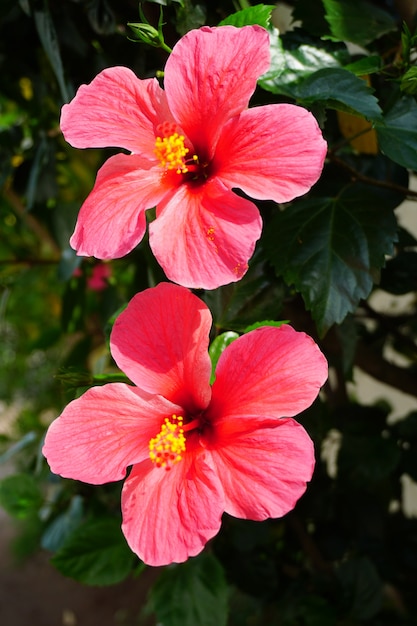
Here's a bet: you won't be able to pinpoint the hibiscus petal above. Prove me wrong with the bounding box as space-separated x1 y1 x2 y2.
43 384 182 484
110 283 212 413
61 67 173 154
149 180 262 289
210 418 315 520
121 452 224 566
70 153 170 259
164 25 270 156
207 325 328 430
215 104 327 202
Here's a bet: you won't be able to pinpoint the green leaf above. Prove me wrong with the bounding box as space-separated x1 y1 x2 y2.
202 250 285 332
243 320 288 333
401 66 417 95
26 136 51 211
0 95 25 130
335 316 358 379
209 332 239 384
33 6 69 102
376 97 417 169
259 32 342 97
0 431 37 464
293 68 383 121
322 0 396 46
0 473 43 519
218 5 275 28
342 55 382 76
58 248 81 282
148 553 228 626
51 517 136 585
41 495 84 552
263 185 398 335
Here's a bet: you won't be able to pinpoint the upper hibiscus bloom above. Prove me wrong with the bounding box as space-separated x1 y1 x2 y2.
43 282 328 566
60 25 327 289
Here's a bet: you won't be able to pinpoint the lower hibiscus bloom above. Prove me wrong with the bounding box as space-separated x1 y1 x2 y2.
43 283 328 566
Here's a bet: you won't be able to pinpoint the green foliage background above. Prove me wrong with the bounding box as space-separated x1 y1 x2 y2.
1 0 417 624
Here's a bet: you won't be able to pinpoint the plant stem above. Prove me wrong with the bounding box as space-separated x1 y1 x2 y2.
329 153 417 200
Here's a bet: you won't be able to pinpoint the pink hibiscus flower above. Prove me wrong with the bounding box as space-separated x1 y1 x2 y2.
61 25 327 289
43 282 328 566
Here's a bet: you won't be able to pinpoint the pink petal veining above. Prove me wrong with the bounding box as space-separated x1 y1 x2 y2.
149 179 262 289
70 154 170 259
43 383 182 484
111 282 212 412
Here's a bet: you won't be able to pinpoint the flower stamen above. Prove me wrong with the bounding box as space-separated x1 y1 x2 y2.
154 133 190 174
149 414 186 471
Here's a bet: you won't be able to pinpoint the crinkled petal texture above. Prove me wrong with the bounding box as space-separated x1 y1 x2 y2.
42 383 182 484
149 180 262 289
111 282 212 413
60 67 172 154
70 154 171 259
215 104 327 203
209 418 315 520
121 449 224 566
207 325 328 433
164 25 270 156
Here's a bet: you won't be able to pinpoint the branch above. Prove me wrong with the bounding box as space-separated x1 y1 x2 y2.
329 153 417 200
355 339 417 398
359 302 417 356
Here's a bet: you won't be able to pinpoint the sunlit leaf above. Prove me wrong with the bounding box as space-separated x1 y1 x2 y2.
259 31 341 96
401 66 417 95
343 55 382 75
293 68 383 120
209 331 239 383
218 5 276 28
243 320 288 333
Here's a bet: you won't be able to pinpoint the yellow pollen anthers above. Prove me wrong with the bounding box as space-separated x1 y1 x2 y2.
154 133 191 174
149 415 186 471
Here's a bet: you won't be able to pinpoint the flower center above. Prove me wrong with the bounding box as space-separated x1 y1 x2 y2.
149 414 186 471
154 122 200 176
154 133 192 174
